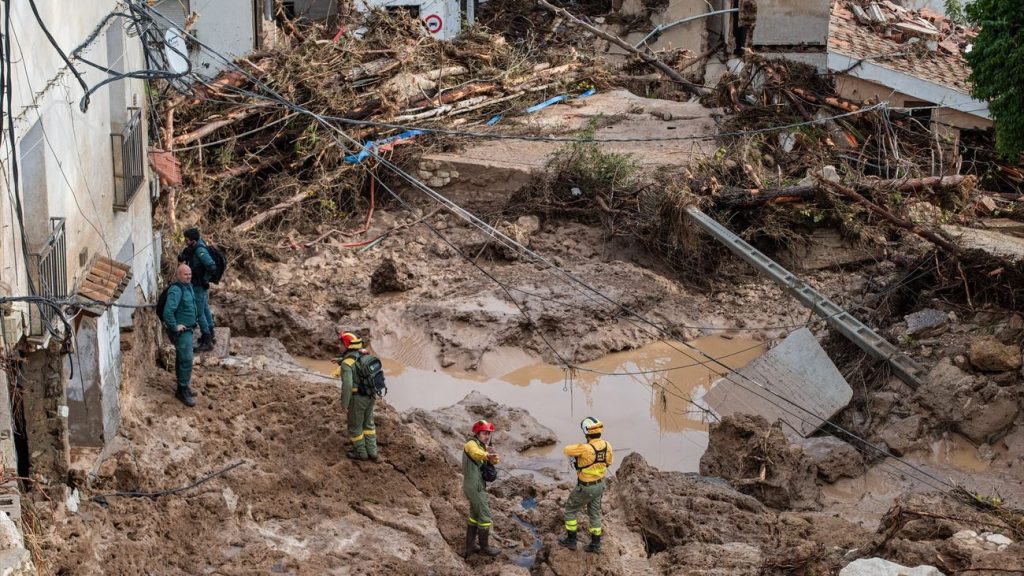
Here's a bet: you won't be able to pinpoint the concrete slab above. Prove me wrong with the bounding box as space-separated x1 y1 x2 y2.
942 224 1024 263
704 328 853 437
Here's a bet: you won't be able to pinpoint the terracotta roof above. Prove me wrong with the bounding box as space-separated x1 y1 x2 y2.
828 0 974 93
76 256 133 316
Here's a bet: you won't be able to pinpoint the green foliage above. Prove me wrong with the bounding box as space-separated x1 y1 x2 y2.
549 117 640 196
961 0 1024 159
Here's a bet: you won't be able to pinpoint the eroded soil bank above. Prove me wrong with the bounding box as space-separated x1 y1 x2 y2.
38 201 1024 575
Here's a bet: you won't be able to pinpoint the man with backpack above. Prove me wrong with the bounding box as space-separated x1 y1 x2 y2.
336 331 384 461
162 264 198 407
177 227 221 353
559 417 613 553
463 419 501 558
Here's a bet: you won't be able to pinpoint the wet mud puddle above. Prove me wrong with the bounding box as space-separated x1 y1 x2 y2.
297 334 763 473
511 497 541 568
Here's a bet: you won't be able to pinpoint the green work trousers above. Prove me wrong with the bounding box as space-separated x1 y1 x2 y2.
194 286 214 337
174 330 194 389
563 480 605 536
347 394 377 458
464 485 493 529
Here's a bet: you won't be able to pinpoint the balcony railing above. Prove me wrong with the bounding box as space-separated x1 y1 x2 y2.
112 108 145 211
28 217 68 338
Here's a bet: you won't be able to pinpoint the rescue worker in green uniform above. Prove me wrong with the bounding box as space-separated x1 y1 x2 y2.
559 417 613 553
162 264 198 407
463 420 501 557
337 331 379 461
178 227 217 352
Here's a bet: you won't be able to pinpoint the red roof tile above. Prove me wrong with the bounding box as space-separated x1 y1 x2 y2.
828 0 974 93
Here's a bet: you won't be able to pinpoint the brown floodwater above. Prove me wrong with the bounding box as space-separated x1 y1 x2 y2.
296 335 764 473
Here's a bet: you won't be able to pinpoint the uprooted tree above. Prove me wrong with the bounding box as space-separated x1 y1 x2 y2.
955 0 1024 159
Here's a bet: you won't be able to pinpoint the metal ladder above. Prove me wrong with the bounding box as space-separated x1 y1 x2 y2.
686 206 925 389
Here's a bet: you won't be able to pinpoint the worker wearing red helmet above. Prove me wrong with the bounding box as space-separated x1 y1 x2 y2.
559 416 613 553
336 330 379 461
462 419 501 557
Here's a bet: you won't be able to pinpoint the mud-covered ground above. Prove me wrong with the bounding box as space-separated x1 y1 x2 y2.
41 198 1024 574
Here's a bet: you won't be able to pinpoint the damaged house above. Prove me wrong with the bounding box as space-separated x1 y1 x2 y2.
756 0 991 148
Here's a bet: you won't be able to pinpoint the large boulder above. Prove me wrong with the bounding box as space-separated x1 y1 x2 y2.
369 258 416 294
969 336 1022 372
699 414 822 510
797 436 865 483
914 359 1020 443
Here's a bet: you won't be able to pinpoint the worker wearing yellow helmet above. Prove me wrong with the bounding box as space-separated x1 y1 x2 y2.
559 416 613 553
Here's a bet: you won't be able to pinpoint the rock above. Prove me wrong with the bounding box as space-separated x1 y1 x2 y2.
0 511 23 550
904 308 948 337
616 453 776 550
699 414 822 510
958 386 1019 443
403 391 556 468
985 533 1013 546
879 414 924 456
839 558 945 576
369 258 416 294
969 336 1022 372
952 530 978 540
797 436 864 483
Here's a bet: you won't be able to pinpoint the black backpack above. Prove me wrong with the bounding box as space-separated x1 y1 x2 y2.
207 244 227 284
180 243 228 285
354 352 387 397
155 284 172 318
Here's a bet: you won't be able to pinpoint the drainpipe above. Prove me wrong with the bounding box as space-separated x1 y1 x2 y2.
633 7 739 49
466 0 475 27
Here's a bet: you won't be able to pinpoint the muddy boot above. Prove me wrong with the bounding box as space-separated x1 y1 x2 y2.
210 327 217 345
345 450 367 461
585 534 602 553
464 524 479 557
367 452 380 462
176 386 196 407
195 333 214 352
477 528 501 557
558 530 577 550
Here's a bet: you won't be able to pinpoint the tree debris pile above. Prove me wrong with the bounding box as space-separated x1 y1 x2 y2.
505 56 1024 307
163 12 604 252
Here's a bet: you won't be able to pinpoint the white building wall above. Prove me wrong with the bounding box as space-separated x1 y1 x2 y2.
0 1 157 452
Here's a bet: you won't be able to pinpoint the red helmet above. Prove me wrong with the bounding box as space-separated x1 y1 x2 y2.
472 420 495 434
339 331 363 350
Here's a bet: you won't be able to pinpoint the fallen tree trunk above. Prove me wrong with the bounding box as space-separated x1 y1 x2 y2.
716 174 975 207
234 185 316 233
821 179 961 255
537 0 708 97
407 81 496 109
174 107 264 146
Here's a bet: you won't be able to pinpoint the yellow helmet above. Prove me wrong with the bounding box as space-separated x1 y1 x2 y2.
339 331 363 350
581 417 603 435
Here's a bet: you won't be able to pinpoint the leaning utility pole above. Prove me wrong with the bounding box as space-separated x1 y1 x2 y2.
686 206 926 389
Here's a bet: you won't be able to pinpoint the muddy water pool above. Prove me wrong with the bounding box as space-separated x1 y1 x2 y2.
297 335 764 473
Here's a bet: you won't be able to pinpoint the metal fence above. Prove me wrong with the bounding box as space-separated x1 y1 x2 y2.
112 108 145 210
28 217 68 338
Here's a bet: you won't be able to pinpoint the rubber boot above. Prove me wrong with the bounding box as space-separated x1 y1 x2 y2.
464 524 479 557
477 528 501 557
345 450 368 461
585 534 602 553
195 333 214 352
210 326 217 345
176 386 196 407
558 530 577 550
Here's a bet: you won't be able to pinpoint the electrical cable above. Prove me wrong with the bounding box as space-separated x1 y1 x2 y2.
26 0 92 111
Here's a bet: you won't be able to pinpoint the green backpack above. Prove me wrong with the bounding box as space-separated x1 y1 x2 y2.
354 352 387 397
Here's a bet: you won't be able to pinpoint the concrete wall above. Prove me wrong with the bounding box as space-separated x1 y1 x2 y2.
150 0 260 77
752 0 830 47
611 0 709 59
0 1 158 469
835 74 992 131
